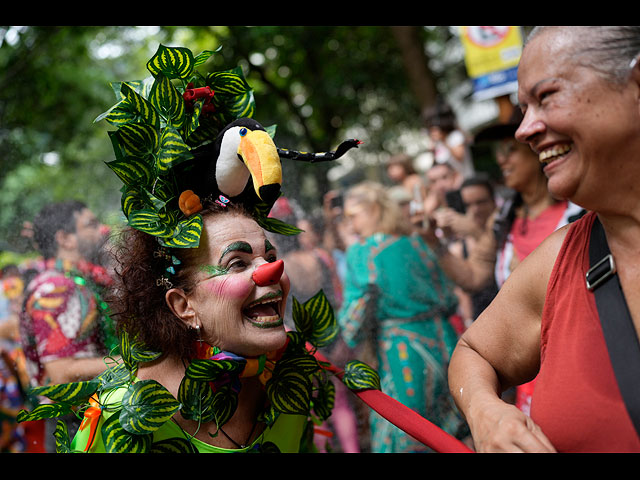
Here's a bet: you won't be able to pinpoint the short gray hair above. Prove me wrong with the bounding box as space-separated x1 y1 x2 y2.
527 26 640 85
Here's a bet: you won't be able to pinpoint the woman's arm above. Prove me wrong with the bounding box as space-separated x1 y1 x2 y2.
448 226 569 452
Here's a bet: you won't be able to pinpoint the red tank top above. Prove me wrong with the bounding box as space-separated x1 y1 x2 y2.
531 211 640 452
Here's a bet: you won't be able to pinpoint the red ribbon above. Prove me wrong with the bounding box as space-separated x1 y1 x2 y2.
314 350 474 453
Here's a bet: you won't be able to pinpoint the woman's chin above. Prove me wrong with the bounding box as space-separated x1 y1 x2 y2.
236 322 288 357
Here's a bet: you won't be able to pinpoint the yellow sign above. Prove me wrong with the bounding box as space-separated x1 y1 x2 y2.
460 26 523 79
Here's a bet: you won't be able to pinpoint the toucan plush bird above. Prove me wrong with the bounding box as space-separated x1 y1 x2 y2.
182 117 361 216
186 118 283 211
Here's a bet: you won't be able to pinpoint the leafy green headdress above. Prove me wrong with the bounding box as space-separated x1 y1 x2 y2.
96 44 361 249
95 44 257 248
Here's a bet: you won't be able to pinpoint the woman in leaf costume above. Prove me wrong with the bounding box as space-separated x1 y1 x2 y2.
16 44 378 453
338 181 469 452
69 202 308 452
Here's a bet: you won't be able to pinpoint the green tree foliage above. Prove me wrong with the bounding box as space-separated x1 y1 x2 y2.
0 26 463 255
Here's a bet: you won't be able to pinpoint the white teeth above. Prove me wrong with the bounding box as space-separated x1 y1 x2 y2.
248 297 282 308
539 144 571 163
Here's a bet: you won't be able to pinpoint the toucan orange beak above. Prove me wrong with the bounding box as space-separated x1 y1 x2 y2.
238 130 282 203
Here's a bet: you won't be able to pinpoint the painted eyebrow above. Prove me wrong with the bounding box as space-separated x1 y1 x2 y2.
219 241 253 263
265 239 275 253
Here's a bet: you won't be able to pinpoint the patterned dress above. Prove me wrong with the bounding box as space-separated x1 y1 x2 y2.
19 259 116 389
338 233 468 452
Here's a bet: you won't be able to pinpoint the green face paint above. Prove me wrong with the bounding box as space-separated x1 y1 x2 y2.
218 241 253 264
265 239 275 253
198 264 229 278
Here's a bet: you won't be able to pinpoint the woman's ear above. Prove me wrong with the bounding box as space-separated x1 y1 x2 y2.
165 288 197 327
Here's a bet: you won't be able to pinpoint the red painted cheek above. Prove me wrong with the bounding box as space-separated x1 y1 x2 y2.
206 275 253 299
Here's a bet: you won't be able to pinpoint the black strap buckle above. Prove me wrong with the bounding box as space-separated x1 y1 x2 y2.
586 253 616 291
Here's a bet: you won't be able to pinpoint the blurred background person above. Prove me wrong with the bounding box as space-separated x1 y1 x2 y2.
431 175 500 329
338 181 468 452
0 264 29 452
18 200 116 452
423 161 461 217
423 98 475 182
386 153 427 215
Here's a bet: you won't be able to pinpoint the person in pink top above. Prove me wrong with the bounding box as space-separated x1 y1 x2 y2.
448 26 640 452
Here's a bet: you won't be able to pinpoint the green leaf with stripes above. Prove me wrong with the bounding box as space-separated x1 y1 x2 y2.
127 209 174 238
130 344 162 365
290 290 338 348
98 363 134 391
254 214 303 236
207 67 252 96
312 374 335 422
119 330 162 373
291 296 313 340
94 100 131 128
178 377 215 423
102 413 152 453
119 380 181 435
194 46 221 68
342 360 381 392
54 420 72 453
121 186 146 219
266 367 312 416
266 355 318 415
149 73 186 129
160 214 203 248
156 126 193 173
30 379 100 405
151 437 198 453
184 358 245 382
213 90 256 122
303 290 339 348
114 123 159 158
106 156 153 187
257 404 279 427
17 403 73 422
147 44 195 80
120 82 160 129
209 382 239 428
183 97 204 140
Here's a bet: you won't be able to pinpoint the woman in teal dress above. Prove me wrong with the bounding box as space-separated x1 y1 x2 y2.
339 181 468 452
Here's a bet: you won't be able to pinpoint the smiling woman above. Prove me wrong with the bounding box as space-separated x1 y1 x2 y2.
447 26 640 453
73 202 304 452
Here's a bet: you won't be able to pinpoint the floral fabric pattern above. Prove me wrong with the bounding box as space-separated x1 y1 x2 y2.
338 233 468 452
19 259 112 387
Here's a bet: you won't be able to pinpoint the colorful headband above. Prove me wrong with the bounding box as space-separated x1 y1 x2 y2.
97 44 361 249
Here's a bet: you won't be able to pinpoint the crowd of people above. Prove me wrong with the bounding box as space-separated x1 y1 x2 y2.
1 25 639 453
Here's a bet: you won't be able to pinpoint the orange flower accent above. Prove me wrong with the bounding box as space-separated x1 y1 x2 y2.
78 394 102 452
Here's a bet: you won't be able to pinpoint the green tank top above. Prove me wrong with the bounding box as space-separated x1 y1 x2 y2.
71 383 306 453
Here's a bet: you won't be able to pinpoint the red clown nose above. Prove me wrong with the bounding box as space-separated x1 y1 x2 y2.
252 259 285 286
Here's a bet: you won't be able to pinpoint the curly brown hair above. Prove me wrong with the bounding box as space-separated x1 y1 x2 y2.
107 202 253 360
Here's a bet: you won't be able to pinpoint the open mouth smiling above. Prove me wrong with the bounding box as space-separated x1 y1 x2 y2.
539 144 572 164
242 290 283 328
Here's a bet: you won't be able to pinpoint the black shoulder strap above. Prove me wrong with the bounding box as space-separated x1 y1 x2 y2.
587 216 640 437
